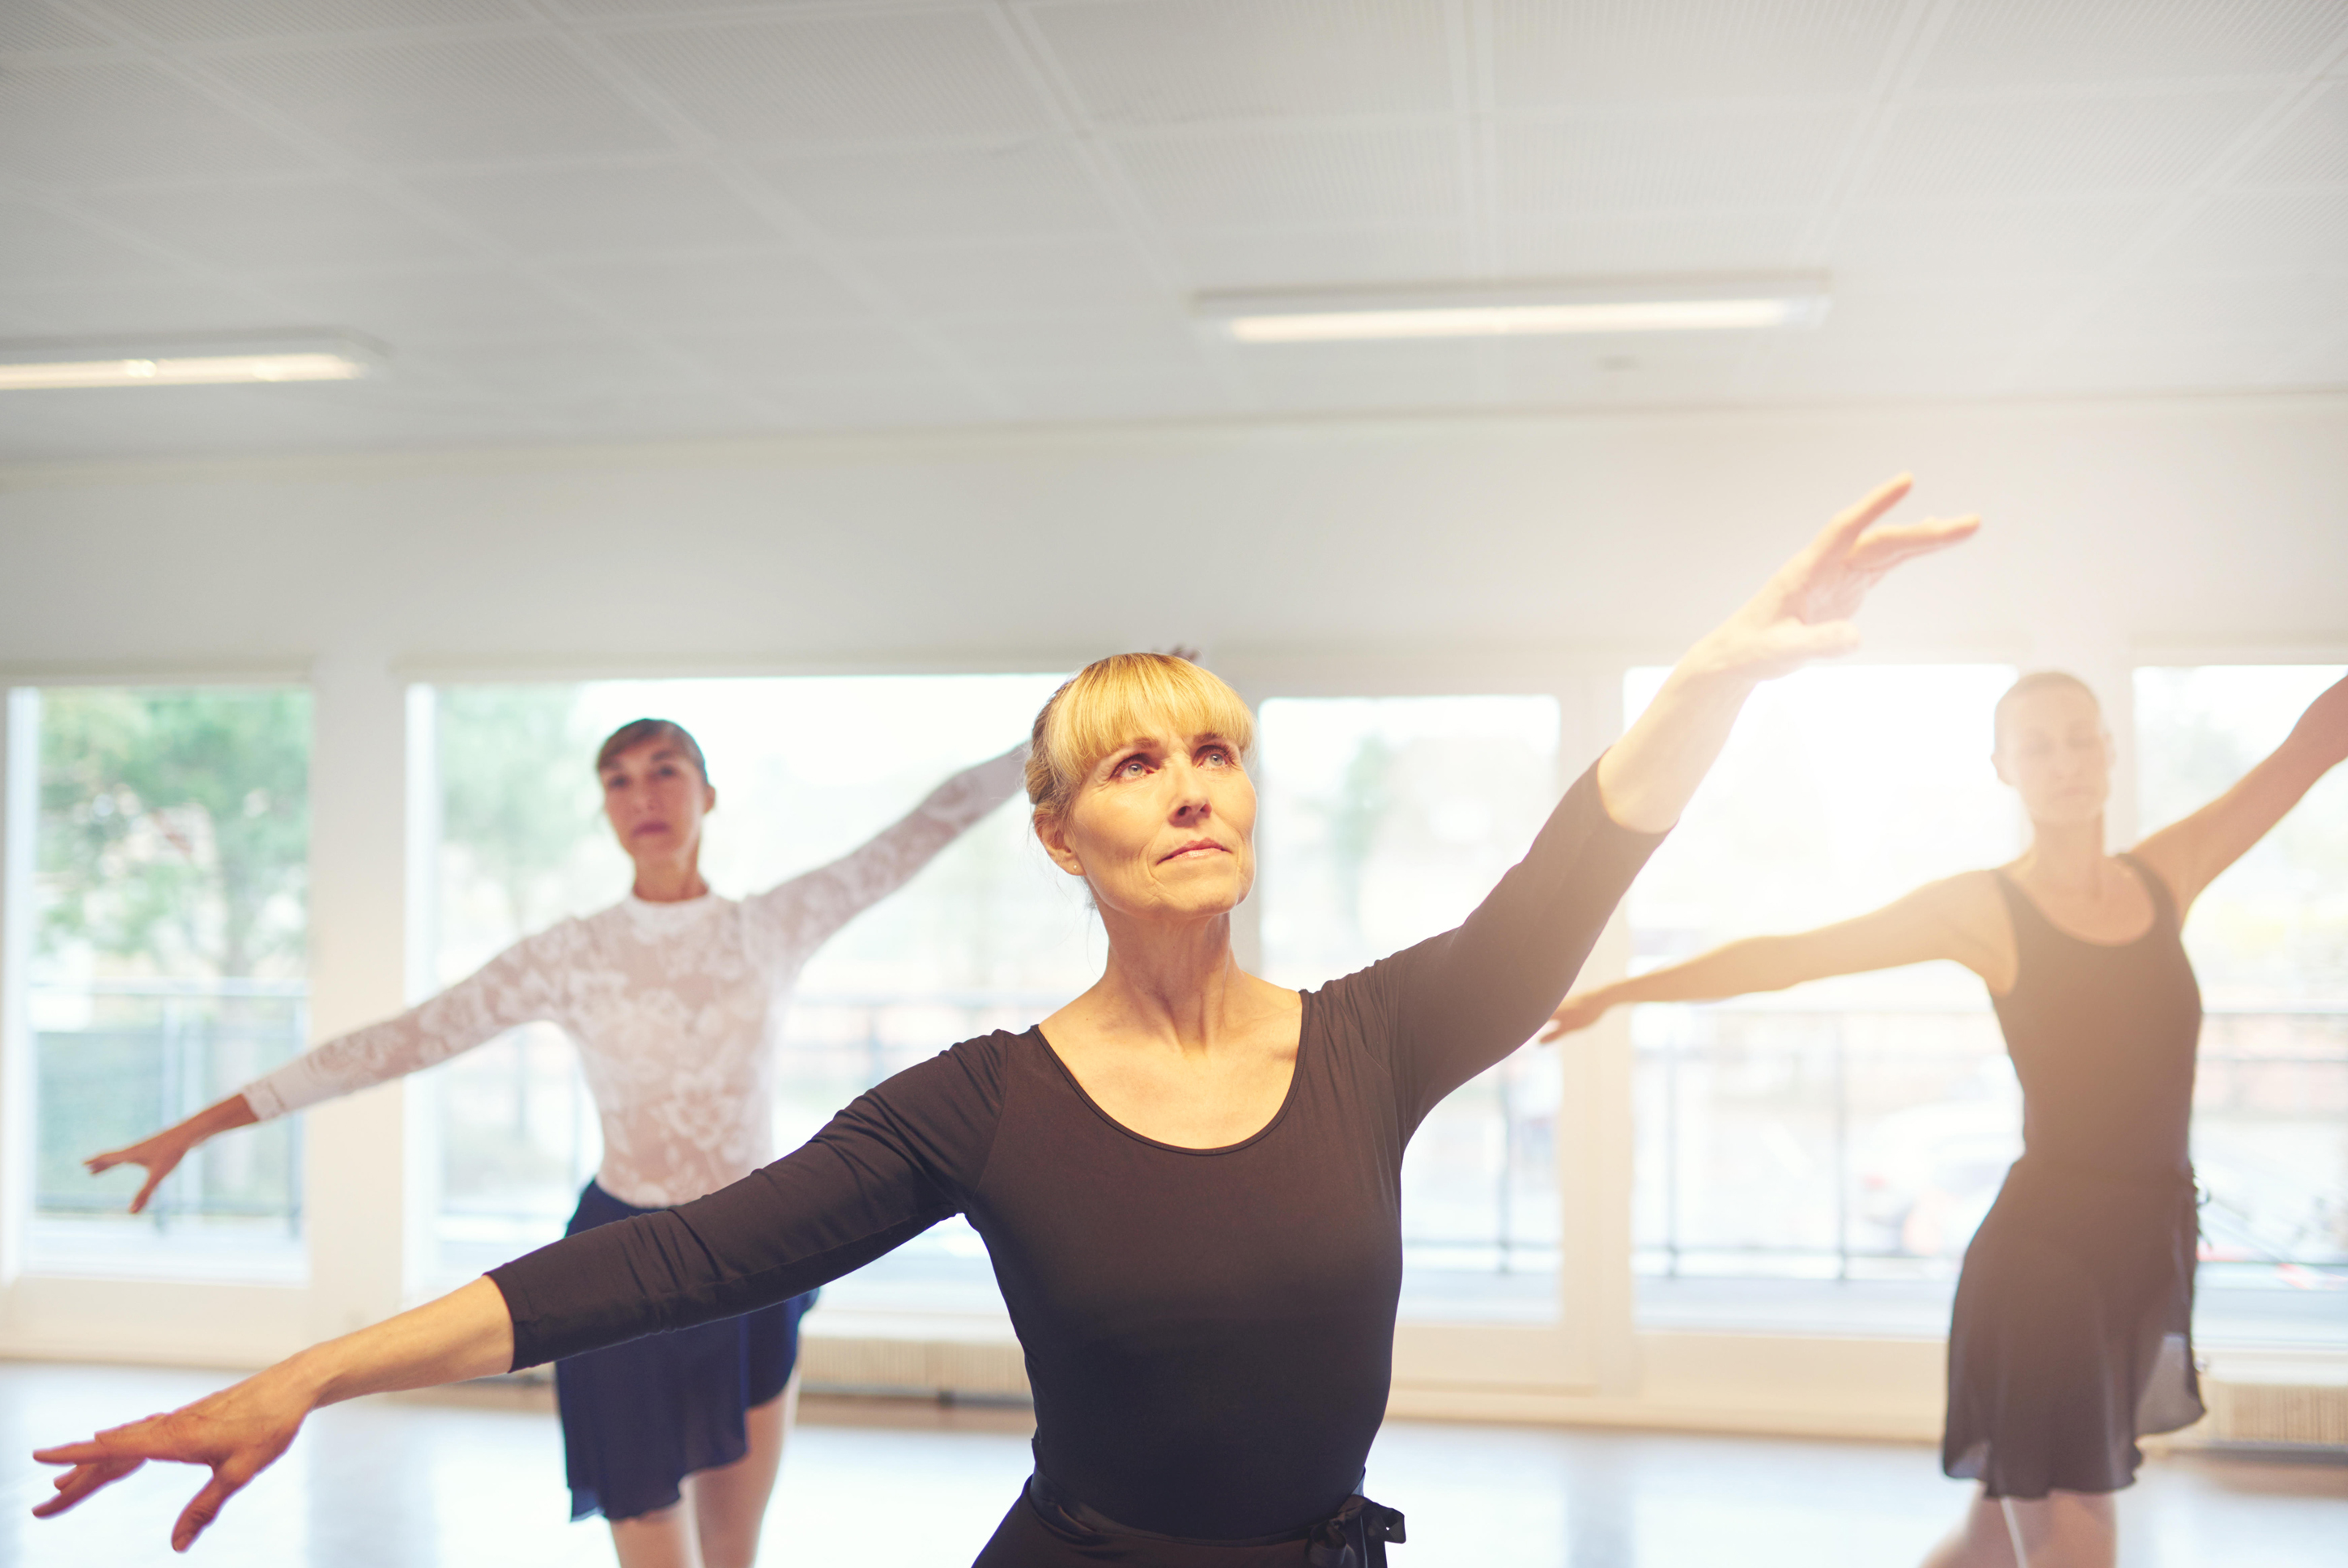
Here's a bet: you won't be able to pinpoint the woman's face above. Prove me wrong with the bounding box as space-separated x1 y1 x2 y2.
1993 686 2111 827
600 740 717 869
1040 719 1256 928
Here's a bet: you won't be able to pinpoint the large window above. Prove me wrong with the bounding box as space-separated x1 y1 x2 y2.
1623 665 2021 1332
1257 695 1564 1321
2137 665 2347 1343
23 686 310 1281
424 676 1088 1315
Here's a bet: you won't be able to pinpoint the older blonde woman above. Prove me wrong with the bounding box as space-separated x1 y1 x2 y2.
35 478 1973 1566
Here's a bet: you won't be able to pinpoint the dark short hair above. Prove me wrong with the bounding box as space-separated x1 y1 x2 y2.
1993 670 2100 748
596 718 709 785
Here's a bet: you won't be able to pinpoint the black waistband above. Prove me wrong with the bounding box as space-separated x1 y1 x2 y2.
1025 1467 1406 1566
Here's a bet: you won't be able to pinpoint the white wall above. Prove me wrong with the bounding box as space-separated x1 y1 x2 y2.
2 392 2343 1430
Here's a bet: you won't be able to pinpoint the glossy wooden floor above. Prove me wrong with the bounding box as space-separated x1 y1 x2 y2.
3 1362 2341 1566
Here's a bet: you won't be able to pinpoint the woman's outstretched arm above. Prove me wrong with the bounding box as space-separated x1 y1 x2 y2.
1541 873 2010 1039
1595 474 1978 833
1385 476 1978 1111
32 1277 514 1553
2132 673 2348 914
84 925 576 1213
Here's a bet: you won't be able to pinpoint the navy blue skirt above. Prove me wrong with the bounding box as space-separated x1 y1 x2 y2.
555 1181 817 1522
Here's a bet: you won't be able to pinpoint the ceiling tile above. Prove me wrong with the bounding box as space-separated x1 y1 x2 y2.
1163 224 1466 289
1916 0 2346 90
600 9 1053 147
929 309 1207 374
1236 338 1482 409
2067 271 2348 344
1498 210 1813 276
996 366 1229 422
751 140 1119 242
2017 335 2308 394
208 35 671 164
1810 279 2075 344
1496 104 1861 215
1749 336 2026 400
1859 87 2275 203
0 62 318 184
850 237 1168 317
2231 79 2348 186
4 274 304 335
781 375 998 428
1111 124 1461 230
258 265 610 341
1497 331 1754 406
0 198 187 282
550 251 873 325
1491 0 1907 108
1028 0 1453 125
2142 186 2348 274
666 321 952 382
1825 197 2165 280
412 333 712 398
405 160 780 255
79 178 483 271
0 3 117 51
92 1 534 43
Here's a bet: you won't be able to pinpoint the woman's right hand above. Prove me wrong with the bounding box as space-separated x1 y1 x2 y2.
32 1366 314 1551
86 1128 199 1215
1539 989 1615 1041
86 1095 259 1214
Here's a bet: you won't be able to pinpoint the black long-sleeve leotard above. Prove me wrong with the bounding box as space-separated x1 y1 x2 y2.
488 763 1661 1544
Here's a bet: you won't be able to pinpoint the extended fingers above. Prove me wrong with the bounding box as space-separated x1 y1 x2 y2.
1813 474 1915 555
29 1456 143 1517
172 1464 255 1553
1845 513 1979 569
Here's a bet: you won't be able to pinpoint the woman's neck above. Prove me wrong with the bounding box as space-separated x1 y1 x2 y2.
1083 912 1265 1056
2017 815 2108 892
631 856 709 904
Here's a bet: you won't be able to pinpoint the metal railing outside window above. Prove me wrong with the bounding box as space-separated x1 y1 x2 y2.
32 978 308 1234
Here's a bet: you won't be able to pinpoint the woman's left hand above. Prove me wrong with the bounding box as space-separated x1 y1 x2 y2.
33 1370 312 1551
1687 474 1979 684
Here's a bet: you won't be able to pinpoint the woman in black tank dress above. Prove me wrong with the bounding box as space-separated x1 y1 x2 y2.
35 478 1973 1563
1546 668 2348 1566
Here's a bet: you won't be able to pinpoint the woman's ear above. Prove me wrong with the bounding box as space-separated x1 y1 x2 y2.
704 783 718 814
1034 811 1086 878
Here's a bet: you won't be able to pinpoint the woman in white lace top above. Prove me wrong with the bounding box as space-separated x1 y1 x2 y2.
87 716 1027 1568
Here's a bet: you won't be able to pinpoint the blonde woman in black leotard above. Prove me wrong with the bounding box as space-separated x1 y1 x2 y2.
1544 668 2348 1568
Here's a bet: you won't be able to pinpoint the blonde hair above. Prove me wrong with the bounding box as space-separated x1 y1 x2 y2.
1993 670 2100 748
1026 653 1255 822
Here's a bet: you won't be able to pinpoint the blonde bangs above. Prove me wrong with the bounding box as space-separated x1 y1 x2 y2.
1026 653 1255 819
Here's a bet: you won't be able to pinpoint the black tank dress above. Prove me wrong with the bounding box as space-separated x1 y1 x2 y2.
1945 852 2206 1498
486 763 1661 1564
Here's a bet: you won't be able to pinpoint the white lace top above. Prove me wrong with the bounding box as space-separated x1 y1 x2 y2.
240 748 1027 1209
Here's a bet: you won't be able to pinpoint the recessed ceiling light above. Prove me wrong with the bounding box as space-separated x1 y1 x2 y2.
0 333 386 391
1195 276 1831 344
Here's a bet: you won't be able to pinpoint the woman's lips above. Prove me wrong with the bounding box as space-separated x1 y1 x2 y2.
1159 839 1225 863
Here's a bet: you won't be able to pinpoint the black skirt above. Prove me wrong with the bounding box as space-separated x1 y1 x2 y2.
1942 1154 2203 1498
554 1181 818 1522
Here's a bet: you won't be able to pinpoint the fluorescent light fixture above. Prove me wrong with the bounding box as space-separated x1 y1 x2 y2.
1196 276 1831 344
0 333 385 391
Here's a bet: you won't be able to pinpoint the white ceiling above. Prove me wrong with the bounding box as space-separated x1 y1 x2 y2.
2 0 2345 460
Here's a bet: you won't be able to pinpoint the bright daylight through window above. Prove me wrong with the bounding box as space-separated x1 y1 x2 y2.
2137 666 2347 1345
1623 665 2021 1333
22 686 310 1282
1257 695 1564 1322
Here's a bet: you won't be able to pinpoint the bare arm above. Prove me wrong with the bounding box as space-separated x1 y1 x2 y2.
2132 674 2348 914
1595 475 1980 834
1541 874 2009 1039
33 1277 514 1552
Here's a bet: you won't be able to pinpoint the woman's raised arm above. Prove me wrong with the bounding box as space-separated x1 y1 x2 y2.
1595 474 1978 833
2131 673 2348 914
32 1277 514 1552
